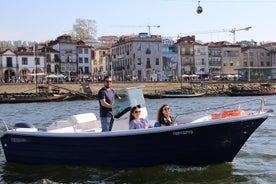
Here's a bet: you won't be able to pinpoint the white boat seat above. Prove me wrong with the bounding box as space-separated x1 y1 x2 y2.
47 113 102 133
68 113 97 124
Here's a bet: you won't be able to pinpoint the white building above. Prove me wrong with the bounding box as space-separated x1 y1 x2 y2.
111 33 163 81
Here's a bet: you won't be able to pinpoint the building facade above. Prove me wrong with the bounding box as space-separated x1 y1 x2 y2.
111 33 163 81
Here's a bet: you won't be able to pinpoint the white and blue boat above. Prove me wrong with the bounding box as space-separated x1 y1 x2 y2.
0 87 273 167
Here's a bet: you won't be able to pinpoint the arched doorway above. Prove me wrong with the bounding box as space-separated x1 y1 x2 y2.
4 69 15 83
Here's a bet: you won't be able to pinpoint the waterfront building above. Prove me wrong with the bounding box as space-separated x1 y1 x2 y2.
111 33 163 81
2 34 276 82
176 36 208 80
41 45 60 78
49 34 78 81
239 46 272 81
221 44 241 76
0 47 45 83
0 49 18 83
77 41 92 81
92 46 110 81
207 42 223 78
162 38 178 81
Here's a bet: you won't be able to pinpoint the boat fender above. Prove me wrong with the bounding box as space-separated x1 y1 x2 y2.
212 110 245 119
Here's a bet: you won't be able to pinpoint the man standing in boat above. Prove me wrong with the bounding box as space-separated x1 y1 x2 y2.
98 76 120 131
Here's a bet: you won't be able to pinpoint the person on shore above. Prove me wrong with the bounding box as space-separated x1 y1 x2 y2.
157 104 174 126
129 106 152 129
98 76 120 132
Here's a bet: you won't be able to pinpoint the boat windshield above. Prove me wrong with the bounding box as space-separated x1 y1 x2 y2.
113 87 146 118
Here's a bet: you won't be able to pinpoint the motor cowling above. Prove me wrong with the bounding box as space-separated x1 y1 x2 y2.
13 122 38 132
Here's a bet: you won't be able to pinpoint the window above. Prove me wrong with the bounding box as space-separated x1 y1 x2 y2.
137 58 141 65
79 57 83 63
146 58 151 68
79 48 83 54
67 56 72 62
78 67 83 74
84 48 88 54
22 57 28 65
155 58 159 65
85 58 89 63
181 47 185 55
137 43 141 51
7 57 12 67
84 66 89 74
155 44 159 51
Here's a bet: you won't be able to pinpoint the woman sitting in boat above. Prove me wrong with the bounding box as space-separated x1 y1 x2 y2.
157 104 175 126
129 106 152 129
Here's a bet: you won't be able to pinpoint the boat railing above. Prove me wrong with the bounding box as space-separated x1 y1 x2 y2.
0 119 9 132
174 98 265 121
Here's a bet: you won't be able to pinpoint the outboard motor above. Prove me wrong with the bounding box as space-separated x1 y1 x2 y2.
13 122 38 132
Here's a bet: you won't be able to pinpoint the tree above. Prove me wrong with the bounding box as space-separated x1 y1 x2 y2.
71 18 97 40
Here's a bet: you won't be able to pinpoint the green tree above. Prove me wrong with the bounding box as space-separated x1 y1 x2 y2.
71 18 97 40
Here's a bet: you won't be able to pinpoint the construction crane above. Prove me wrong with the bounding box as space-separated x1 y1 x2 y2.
179 26 252 43
146 25 160 36
229 26 252 43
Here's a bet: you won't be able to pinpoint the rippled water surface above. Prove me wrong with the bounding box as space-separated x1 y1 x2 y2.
0 96 275 184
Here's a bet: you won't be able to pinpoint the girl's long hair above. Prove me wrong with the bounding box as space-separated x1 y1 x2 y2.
157 104 169 122
129 106 140 122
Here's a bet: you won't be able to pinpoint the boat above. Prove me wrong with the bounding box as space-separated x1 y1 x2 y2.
225 83 276 96
162 89 206 98
161 85 206 98
0 85 71 103
0 87 273 167
225 89 276 96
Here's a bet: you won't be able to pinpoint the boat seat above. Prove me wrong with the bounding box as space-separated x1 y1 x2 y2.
68 113 97 124
47 113 102 133
68 113 101 132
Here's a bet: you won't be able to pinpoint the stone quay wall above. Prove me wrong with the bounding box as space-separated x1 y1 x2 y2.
0 81 276 96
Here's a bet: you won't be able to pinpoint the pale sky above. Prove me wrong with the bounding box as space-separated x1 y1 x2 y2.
1 0 275 44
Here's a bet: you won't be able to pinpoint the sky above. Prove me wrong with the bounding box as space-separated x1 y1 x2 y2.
1 0 276 44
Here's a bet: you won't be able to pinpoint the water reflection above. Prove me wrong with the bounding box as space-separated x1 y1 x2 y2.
1 162 239 184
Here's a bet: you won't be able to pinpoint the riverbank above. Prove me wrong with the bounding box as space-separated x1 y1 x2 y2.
1 81 276 97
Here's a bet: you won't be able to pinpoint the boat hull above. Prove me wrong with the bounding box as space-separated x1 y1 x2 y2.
225 91 276 96
0 115 268 167
162 93 205 98
0 94 69 103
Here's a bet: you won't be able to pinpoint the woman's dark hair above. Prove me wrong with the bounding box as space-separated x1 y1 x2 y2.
129 105 140 122
157 104 169 122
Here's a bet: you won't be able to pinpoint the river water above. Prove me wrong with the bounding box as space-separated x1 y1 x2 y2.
0 96 275 184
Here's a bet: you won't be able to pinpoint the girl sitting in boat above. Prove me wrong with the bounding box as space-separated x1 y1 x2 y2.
129 106 152 129
157 104 175 126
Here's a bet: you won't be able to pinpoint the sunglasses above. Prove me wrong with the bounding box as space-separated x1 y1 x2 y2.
163 107 170 111
134 110 141 114
105 80 112 83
